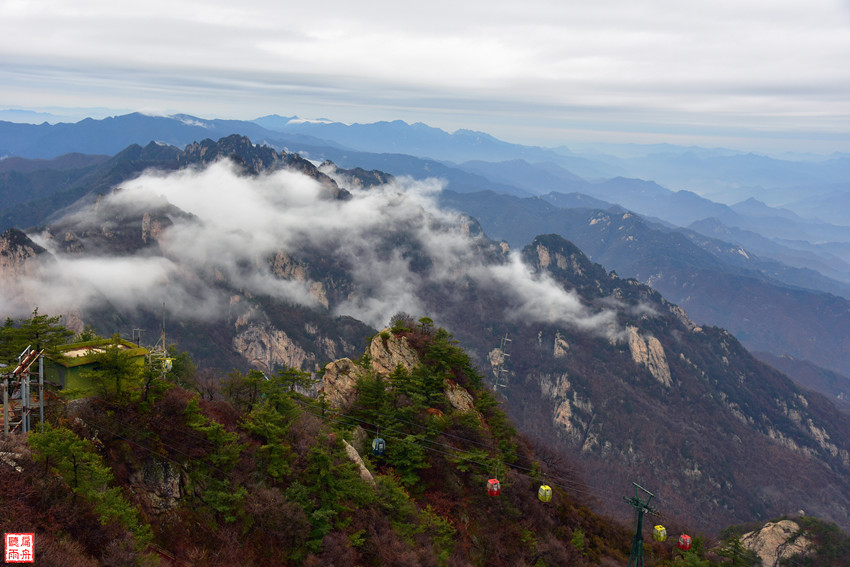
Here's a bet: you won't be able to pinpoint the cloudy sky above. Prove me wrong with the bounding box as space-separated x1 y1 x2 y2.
1 0 849 153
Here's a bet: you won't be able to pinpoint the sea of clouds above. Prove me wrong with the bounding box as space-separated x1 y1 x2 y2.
2 160 622 337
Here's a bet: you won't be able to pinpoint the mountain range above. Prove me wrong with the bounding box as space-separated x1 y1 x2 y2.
1 116 850 536
6 116 849 389
7 113 848 280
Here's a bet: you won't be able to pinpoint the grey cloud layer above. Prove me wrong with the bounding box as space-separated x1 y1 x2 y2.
1 0 848 152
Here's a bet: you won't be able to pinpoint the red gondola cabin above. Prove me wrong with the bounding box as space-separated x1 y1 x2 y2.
678 534 692 551
487 478 501 496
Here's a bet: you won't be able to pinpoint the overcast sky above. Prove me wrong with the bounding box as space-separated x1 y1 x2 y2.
1 0 849 153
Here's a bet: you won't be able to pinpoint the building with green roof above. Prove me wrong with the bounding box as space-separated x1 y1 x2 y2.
44 337 149 392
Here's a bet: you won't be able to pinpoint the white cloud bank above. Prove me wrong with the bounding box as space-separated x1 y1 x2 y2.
1 160 621 337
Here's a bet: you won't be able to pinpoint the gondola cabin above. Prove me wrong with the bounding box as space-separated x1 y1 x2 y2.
678 534 692 551
371 437 386 456
538 484 552 502
487 478 501 496
652 525 667 542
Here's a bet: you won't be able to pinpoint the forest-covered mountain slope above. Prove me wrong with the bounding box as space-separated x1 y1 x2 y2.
1 325 637 566
4 321 850 566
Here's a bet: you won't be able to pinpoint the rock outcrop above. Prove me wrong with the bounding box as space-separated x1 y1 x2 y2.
741 519 810 566
268 252 329 308
320 357 362 408
318 329 422 409
369 331 419 376
536 242 579 274
536 371 598 451
342 440 375 487
445 380 480 417
626 325 671 386
319 329 480 415
130 457 184 513
553 331 570 358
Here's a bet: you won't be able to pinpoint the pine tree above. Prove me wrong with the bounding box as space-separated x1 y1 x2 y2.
0 308 73 365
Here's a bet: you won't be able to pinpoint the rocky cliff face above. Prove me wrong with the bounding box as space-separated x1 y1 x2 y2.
232 325 319 372
741 519 810 566
268 252 330 309
0 228 51 313
535 370 600 453
626 325 671 386
0 228 45 277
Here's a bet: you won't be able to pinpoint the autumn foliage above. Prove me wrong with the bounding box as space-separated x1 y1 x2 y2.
8 320 839 565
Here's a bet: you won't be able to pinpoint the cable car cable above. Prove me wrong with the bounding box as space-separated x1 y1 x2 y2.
295 401 625 506
297 396 502 452
294 397 626 505
294 396 618 498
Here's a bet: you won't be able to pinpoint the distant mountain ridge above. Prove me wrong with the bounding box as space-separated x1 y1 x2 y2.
5 111 848 203
0 112 338 160
440 190 850 387
254 114 570 164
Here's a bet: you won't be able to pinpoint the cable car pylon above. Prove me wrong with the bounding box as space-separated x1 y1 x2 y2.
491 332 511 391
624 482 660 567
